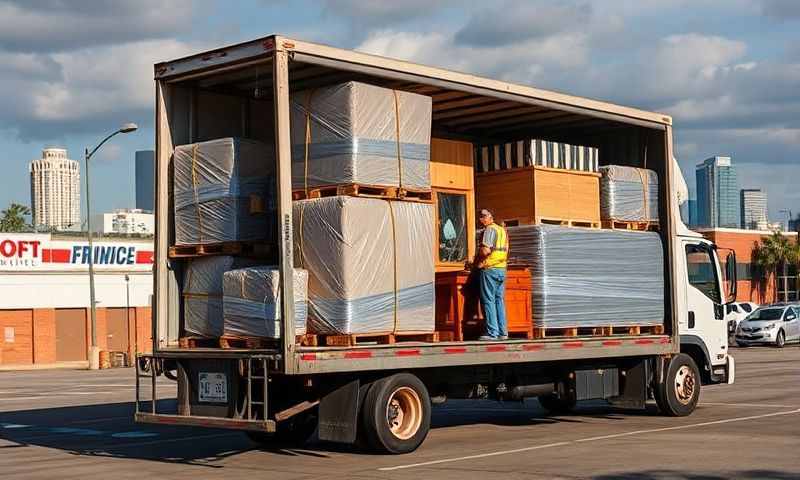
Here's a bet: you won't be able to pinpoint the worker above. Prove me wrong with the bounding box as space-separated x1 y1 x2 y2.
475 208 508 341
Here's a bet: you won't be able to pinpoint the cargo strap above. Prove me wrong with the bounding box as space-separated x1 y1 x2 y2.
190 144 204 243
303 89 317 196
388 200 399 333
392 89 403 189
637 168 650 227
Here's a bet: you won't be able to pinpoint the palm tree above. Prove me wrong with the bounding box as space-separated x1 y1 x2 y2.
0 203 31 232
752 230 800 302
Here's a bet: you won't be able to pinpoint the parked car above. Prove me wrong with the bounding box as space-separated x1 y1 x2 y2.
726 301 759 345
735 304 800 348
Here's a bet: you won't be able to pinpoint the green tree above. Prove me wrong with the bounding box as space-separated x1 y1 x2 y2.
752 230 800 302
0 203 31 232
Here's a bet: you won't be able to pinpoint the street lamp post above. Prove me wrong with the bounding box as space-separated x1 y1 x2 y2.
86 123 138 370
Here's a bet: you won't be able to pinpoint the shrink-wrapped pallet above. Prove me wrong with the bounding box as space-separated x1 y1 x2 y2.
290 81 432 191
222 267 308 338
183 256 256 338
476 139 598 173
173 137 275 245
507 225 664 328
600 165 659 223
293 196 435 335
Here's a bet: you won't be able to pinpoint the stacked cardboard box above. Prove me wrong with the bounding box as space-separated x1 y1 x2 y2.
507 224 664 329
173 137 275 245
293 196 435 335
290 81 432 191
222 267 308 338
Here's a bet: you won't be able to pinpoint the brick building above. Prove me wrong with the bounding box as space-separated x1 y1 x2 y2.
698 228 798 305
0 233 153 367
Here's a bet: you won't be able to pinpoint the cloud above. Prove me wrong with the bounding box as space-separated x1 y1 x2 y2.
0 0 195 53
322 0 450 23
0 38 199 140
454 1 593 47
759 0 800 19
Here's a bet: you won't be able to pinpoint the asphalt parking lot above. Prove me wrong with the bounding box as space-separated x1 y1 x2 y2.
1 346 798 480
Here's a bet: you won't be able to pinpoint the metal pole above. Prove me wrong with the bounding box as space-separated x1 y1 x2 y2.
126 274 135 365
86 147 100 370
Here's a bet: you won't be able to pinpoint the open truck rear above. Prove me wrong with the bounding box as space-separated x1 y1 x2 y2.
136 35 734 454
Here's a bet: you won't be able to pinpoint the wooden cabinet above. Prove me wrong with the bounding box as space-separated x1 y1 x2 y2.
475 166 600 226
435 268 532 340
430 138 477 272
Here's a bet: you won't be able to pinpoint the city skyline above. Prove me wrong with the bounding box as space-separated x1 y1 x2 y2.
29 147 81 230
696 156 740 229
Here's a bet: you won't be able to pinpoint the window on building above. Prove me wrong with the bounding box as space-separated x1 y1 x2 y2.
436 192 468 264
686 244 721 303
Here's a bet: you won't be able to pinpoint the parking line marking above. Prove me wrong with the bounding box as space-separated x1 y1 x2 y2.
378 408 800 471
700 402 799 408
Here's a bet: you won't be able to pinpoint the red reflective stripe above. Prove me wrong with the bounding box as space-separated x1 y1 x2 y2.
395 349 421 356
659 337 671 344
344 351 372 359
444 347 467 354
635 339 654 345
300 354 316 361
486 345 506 352
602 340 623 346
562 341 584 348
522 344 544 351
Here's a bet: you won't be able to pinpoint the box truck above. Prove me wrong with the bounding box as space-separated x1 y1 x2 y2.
136 35 737 454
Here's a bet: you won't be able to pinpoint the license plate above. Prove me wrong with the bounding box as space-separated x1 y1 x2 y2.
198 372 227 403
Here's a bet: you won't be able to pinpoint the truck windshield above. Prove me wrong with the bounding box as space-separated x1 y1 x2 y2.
746 308 784 321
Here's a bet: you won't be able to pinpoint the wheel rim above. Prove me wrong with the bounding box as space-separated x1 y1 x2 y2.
777 332 784 347
674 365 696 405
386 386 422 440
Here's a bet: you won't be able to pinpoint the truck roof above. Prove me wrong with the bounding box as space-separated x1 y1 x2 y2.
154 34 672 132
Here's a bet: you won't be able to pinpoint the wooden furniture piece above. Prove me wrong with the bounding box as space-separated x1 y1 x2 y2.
430 138 476 272
475 166 601 227
435 267 532 341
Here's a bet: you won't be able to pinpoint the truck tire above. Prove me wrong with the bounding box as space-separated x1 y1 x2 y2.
537 393 576 414
246 408 318 447
361 373 431 454
655 354 700 417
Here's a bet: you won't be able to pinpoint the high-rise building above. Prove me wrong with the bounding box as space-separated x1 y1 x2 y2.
740 189 768 230
135 150 155 212
695 156 739 228
29 147 81 230
688 197 697 227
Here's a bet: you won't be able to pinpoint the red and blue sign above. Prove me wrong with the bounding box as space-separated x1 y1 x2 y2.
0 234 153 271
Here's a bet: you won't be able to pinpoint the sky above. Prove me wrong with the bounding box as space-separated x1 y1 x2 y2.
0 0 798 223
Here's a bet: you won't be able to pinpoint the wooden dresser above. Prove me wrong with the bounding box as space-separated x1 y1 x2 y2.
435 267 532 341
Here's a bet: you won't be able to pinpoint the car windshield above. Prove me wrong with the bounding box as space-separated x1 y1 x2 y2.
745 308 784 321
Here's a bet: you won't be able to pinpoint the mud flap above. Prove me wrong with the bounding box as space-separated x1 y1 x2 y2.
608 359 649 409
318 379 360 443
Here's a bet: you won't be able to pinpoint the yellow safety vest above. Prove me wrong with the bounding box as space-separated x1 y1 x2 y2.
483 223 508 269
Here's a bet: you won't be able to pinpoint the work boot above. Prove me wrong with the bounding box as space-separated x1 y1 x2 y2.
498 335 509 341
478 335 497 341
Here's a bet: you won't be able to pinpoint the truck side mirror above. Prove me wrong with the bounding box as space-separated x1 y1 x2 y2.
724 250 737 304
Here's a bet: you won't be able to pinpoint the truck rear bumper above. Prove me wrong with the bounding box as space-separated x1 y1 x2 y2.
135 412 275 432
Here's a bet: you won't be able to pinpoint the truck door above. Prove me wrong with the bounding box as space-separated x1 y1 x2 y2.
682 241 727 366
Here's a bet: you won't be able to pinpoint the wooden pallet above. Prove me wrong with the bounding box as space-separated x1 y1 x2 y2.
322 331 440 347
296 333 319 347
179 334 319 349
535 217 601 229
218 336 275 349
533 324 665 339
293 183 433 203
602 220 659 232
169 241 272 258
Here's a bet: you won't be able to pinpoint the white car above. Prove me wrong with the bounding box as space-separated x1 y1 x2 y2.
735 304 800 348
726 301 759 345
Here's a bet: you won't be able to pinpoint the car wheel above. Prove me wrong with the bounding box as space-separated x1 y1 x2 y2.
360 373 431 454
655 353 701 417
775 330 785 348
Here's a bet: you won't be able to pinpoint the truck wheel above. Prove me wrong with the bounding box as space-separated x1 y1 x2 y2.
775 330 785 348
246 408 318 447
655 354 700 417
361 373 431 454
537 393 576 414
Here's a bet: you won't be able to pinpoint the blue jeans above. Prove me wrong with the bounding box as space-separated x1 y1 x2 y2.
479 268 507 337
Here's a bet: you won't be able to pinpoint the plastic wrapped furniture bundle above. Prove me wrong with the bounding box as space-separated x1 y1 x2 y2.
173 137 275 245
600 165 659 223
507 225 664 328
183 256 256 338
290 81 432 192
476 139 598 173
222 267 308 338
293 196 435 335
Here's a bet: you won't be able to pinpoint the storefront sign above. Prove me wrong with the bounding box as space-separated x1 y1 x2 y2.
0 234 153 271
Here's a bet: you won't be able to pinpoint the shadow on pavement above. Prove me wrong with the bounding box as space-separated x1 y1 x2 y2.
594 469 798 479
